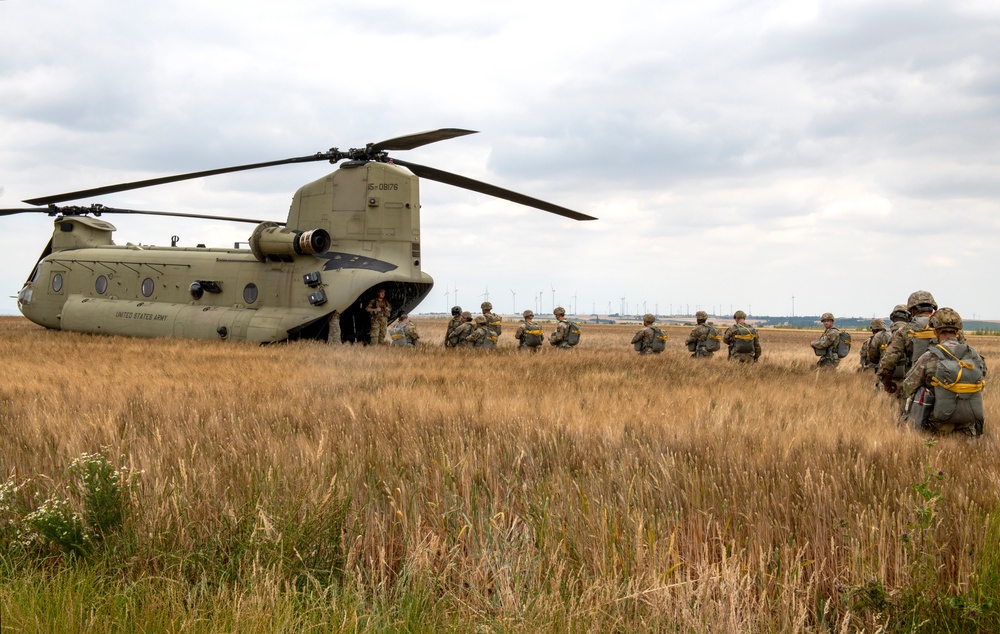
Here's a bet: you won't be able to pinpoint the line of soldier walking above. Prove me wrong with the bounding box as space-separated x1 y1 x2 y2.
367 289 986 439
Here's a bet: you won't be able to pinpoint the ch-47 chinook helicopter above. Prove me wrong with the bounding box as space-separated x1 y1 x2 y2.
2 129 595 343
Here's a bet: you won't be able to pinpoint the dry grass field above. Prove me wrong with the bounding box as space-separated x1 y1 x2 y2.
1 315 999 632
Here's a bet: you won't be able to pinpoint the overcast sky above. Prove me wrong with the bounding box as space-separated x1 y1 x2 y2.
2 0 999 320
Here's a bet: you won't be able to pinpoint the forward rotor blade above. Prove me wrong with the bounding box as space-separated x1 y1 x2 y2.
0 208 42 217
391 158 597 221
23 154 334 206
370 128 477 152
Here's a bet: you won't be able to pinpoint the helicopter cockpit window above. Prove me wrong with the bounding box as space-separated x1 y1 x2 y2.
95 275 108 295
141 278 155 298
243 283 258 304
52 273 63 293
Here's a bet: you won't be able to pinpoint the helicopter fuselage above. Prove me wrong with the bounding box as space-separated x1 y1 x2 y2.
17 161 434 342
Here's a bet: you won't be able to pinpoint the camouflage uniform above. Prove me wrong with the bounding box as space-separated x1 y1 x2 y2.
466 315 490 349
549 307 577 349
514 310 543 352
900 308 987 436
811 320 841 368
686 312 717 358
389 315 419 347
366 292 391 345
722 311 760 363
444 306 463 348
859 318 886 371
452 312 475 348
632 326 656 354
480 302 503 345
877 292 966 390
481 302 502 349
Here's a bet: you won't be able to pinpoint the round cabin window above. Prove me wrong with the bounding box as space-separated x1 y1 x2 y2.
243 283 259 304
52 273 63 293
141 278 155 298
95 275 108 294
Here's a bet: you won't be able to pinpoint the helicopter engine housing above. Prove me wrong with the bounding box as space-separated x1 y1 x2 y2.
249 222 331 263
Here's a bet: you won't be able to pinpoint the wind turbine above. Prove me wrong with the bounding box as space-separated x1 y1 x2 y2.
551 283 556 312
445 285 451 311
510 289 516 315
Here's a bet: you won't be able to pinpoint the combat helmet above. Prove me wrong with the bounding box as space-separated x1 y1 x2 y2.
906 290 937 313
642 313 655 325
481 301 492 311
929 307 962 332
522 309 534 319
451 305 462 316
890 304 911 323
695 310 708 323
474 314 487 325
461 311 472 321
553 306 566 316
733 310 746 319
821 312 835 322
869 318 885 332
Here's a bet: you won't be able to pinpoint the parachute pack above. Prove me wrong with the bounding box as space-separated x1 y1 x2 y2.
521 323 543 347
704 325 722 352
929 343 985 424
651 327 667 352
564 321 582 346
837 330 852 357
731 324 756 354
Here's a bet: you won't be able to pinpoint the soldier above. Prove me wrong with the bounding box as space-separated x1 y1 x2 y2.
632 313 667 354
900 307 986 437
859 318 886 371
481 301 502 349
877 291 964 394
365 288 391 345
514 309 544 352
549 306 580 349
389 313 420 347
867 306 910 368
444 305 463 348
722 310 760 363
452 311 475 348
811 312 842 368
685 310 721 358
466 314 490 349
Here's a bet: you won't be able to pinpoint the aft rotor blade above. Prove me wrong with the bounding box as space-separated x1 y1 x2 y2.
23 154 334 206
370 129 477 152
391 158 597 221
1 205 278 224
90 206 280 224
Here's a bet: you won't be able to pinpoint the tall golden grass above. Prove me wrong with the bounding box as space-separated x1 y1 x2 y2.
1 315 998 631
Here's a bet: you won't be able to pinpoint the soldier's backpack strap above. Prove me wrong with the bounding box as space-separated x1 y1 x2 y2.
929 344 985 394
